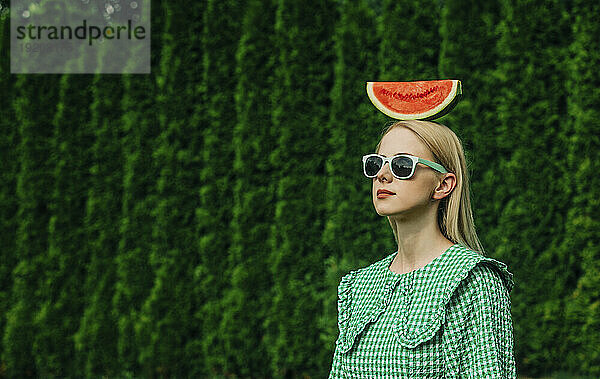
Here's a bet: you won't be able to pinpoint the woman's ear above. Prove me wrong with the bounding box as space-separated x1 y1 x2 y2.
432 173 456 201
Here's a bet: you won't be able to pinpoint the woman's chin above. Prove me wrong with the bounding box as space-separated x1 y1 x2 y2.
375 206 403 217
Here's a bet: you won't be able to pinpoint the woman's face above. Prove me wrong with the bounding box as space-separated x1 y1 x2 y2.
372 127 442 218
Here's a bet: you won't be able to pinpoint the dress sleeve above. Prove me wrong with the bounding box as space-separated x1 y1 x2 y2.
328 340 344 378
328 271 355 378
458 262 516 378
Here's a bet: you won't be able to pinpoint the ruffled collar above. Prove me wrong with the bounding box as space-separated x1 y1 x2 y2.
335 243 514 353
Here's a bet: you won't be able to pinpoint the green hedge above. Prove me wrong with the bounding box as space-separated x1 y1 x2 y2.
0 0 599 377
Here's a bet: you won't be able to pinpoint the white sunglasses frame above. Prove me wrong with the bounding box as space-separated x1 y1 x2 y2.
362 153 449 179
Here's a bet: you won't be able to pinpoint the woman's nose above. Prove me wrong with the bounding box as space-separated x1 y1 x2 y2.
376 162 392 181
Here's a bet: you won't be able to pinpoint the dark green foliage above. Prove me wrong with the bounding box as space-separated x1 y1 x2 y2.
492 0 572 375
72 75 123 377
264 0 337 377
115 72 158 378
3 74 61 377
196 0 244 375
0 10 17 372
35 73 94 377
113 0 166 375
1 0 600 377
562 0 600 376
135 1 205 376
378 0 442 80
218 0 276 377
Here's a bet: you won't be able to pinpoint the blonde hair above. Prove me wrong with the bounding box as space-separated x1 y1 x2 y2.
374 120 486 256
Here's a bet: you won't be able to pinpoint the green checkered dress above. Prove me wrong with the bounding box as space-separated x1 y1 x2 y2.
328 243 516 378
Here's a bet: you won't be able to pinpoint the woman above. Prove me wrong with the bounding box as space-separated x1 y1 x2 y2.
328 120 516 378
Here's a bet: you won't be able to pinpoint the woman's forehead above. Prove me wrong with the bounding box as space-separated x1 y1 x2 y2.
378 128 431 158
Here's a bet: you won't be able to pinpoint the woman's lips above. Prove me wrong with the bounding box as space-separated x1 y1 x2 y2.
377 189 395 199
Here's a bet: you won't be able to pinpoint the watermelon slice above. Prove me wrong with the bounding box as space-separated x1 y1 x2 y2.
366 80 462 120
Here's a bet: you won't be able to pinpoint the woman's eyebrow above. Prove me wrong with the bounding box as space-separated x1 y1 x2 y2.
380 152 412 157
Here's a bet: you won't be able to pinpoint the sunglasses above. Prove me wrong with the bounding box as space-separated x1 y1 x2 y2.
362 153 448 179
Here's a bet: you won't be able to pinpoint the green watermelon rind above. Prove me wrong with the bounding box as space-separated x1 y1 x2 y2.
365 80 462 121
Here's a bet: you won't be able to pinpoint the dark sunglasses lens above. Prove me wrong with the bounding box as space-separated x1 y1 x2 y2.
365 156 383 176
391 156 413 178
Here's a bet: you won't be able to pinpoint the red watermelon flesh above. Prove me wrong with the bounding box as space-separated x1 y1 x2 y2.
366 80 462 120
